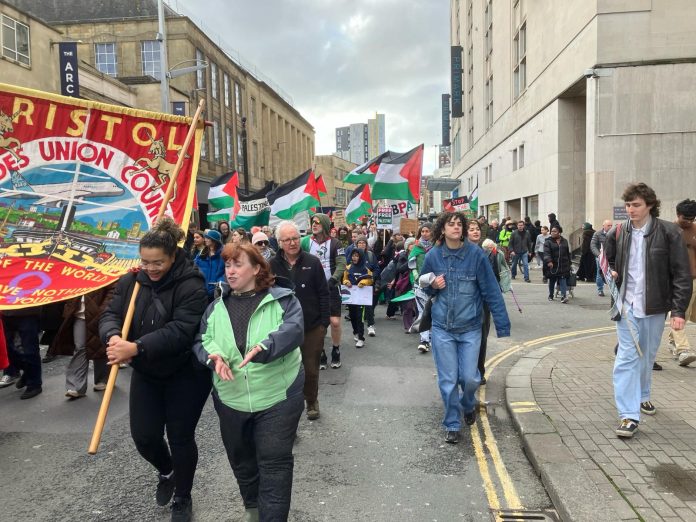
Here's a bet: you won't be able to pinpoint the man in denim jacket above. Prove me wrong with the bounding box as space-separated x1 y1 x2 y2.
419 212 511 444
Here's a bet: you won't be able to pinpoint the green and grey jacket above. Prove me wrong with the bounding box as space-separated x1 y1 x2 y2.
193 284 304 412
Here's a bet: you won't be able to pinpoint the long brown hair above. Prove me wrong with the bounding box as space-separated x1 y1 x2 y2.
221 243 275 291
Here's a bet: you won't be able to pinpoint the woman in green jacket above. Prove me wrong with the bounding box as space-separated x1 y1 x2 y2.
193 243 304 522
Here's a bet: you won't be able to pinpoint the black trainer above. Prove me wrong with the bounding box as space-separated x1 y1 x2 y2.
330 347 341 369
464 410 477 426
445 430 460 444
640 401 656 415
616 418 639 438
319 350 327 370
170 496 192 522
652 362 663 371
156 472 175 506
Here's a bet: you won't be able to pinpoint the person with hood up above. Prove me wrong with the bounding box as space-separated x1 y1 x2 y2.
195 229 226 302
410 223 434 353
193 243 304 521
343 248 374 348
99 217 211 521
301 213 347 369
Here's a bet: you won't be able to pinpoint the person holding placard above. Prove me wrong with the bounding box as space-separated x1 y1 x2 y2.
343 249 374 348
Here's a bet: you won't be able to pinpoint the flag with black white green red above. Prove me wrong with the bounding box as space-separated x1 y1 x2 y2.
371 144 424 203
343 151 391 184
469 183 478 212
267 169 321 220
345 184 373 224
207 171 240 222
316 173 328 197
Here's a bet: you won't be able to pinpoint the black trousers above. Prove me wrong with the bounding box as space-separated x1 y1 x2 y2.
348 304 365 339
213 375 304 521
129 362 212 498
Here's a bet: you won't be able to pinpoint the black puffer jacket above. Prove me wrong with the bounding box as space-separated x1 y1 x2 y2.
99 248 208 379
605 218 691 318
543 236 572 278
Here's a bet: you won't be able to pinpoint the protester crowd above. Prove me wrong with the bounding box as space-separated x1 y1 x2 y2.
1 182 694 521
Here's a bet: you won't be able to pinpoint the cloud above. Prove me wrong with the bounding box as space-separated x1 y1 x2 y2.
172 0 449 157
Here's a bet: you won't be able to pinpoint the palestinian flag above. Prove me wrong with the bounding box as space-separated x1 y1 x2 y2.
371 144 424 203
316 173 328 197
343 151 391 184
228 181 276 229
345 184 373 224
469 184 478 212
267 169 321 220
207 171 240 222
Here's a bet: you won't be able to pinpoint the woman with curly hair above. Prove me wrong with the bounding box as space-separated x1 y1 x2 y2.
419 212 511 444
99 217 211 521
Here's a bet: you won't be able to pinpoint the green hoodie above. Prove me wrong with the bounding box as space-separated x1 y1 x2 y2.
193 285 303 412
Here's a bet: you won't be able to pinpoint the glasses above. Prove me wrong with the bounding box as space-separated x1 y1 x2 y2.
312 220 322 225
280 236 301 244
255 240 269 246
140 260 167 269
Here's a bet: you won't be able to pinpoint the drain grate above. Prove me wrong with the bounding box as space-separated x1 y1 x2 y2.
491 509 559 521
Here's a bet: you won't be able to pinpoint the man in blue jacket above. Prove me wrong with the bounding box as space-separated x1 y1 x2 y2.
419 212 511 444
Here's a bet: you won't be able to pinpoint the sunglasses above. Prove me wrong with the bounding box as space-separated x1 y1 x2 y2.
255 240 269 246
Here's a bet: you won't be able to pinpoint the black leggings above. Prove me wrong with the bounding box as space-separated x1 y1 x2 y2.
129 363 212 498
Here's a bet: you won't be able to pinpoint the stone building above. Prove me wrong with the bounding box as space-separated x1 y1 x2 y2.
2 0 314 222
314 154 358 213
449 0 696 242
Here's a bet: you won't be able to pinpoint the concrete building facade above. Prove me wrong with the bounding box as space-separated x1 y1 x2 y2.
3 0 314 224
336 112 386 165
314 154 358 212
449 0 696 242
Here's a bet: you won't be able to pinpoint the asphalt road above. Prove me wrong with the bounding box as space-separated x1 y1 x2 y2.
0 268 612 521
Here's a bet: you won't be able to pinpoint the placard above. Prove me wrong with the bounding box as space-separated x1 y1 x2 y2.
340 285 373 305
399 218 418 236
376 206 393 230
333 209 347 228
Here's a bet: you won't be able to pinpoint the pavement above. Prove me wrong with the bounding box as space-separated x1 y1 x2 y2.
506 321 696 521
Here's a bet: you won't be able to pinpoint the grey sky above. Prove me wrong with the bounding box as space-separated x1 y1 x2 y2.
171 0 449 172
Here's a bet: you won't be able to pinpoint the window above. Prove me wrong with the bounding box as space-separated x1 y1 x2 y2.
2 15 30 65
250 97 257 128
95 43 117 76
484 163 493 184
252 141 259 176
519 144 525 168
141 40 161 80
196 49 206 89
513 22 527 99
335 188 347 206
226 127 233 165
234 82 242 115
223 73 230 107
485 75 493 129
512 148 518 171
211 62 218 99
237 133 245 173
200 130 207 159
213 121 221 163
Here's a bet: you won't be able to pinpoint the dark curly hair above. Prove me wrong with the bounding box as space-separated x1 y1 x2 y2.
622 182 660 218
140 216 185 257
221 243 275 291
432 211 468 245
676 199 696 218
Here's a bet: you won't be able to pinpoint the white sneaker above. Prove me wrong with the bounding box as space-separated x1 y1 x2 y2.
367 325 376 337
353 334 359 342
0 374 19 388
678 351 696 367
65 389 85 399
418 342 431 353
355 339 365 348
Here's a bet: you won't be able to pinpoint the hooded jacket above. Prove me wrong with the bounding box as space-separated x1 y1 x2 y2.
605 218 692 317
195 244 226 298
99 248 208 379
343 249 374 287
193 281 304 412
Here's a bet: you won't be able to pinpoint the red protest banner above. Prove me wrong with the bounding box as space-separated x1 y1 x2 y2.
0 83 203 309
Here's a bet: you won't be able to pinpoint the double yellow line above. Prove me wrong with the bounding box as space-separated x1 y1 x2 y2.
471 325 616 511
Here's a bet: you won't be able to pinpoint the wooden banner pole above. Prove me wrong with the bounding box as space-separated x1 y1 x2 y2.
88 99 206 455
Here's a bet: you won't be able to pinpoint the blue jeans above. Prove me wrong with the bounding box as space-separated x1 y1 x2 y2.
595 258 604 292
431 326 482 431
613 306 665 422
511 252 529 280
